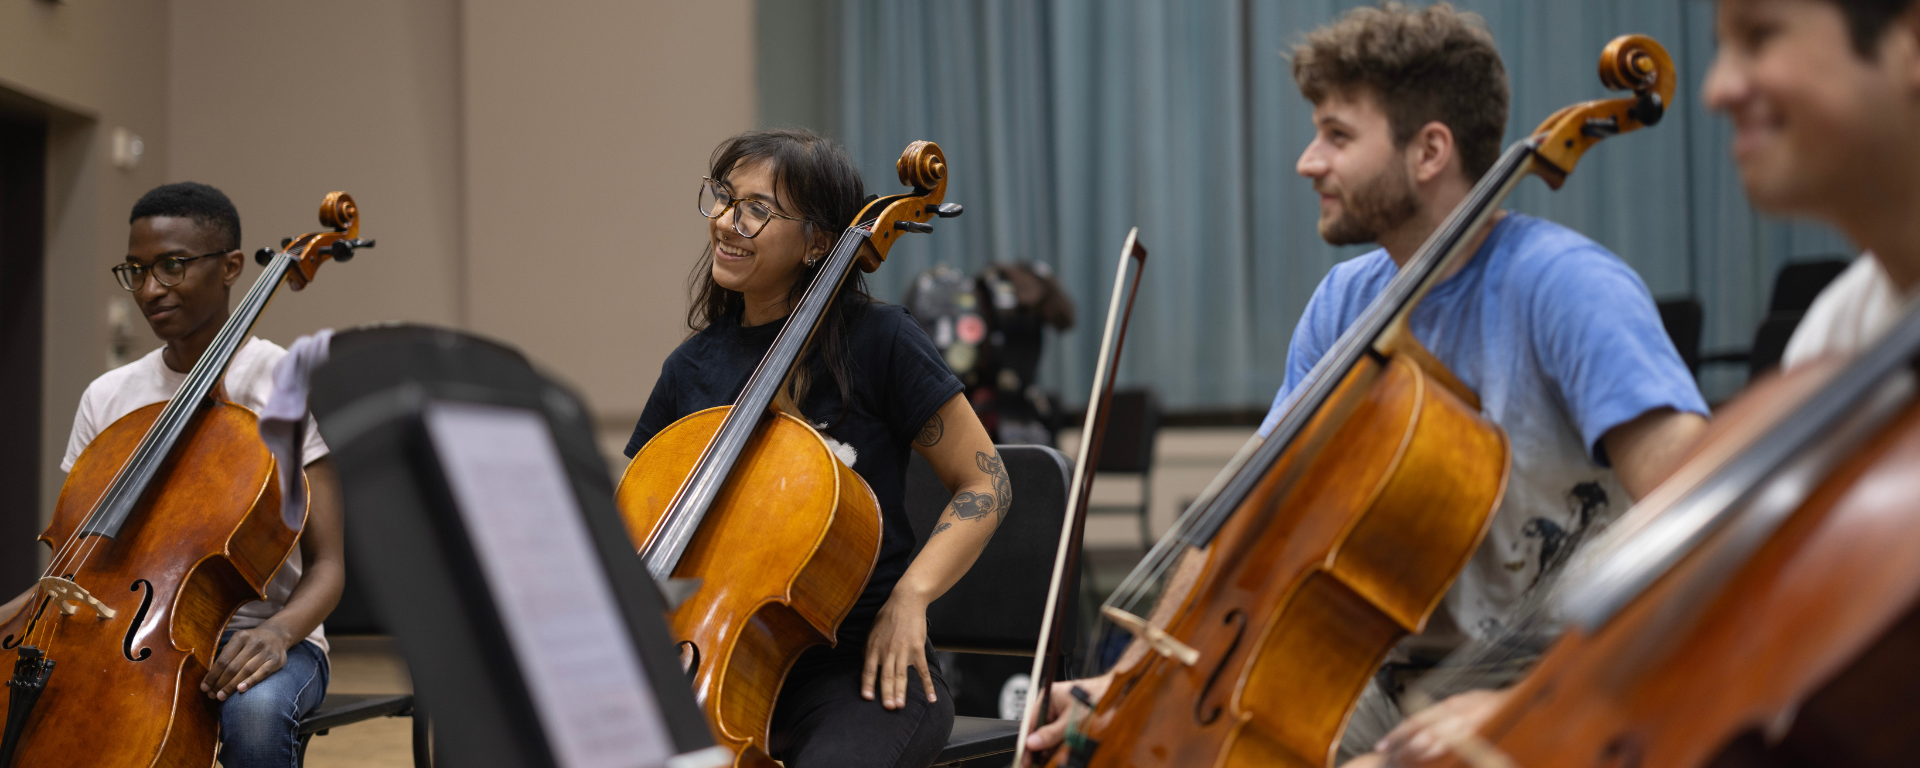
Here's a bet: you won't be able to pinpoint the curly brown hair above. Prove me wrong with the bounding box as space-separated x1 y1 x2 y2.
1291 2 1508 181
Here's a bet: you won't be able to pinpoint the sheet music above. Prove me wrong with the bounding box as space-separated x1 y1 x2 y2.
425 401 675 768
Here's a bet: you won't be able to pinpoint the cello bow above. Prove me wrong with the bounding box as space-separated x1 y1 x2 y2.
1014 227 1151 763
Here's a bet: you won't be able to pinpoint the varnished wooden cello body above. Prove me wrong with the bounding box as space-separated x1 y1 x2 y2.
1042 36 1677 768
1419 289 1920 766
0 194 369 768
616 142 960 766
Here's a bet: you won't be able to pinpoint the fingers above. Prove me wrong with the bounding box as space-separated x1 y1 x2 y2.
1024 680 1080 754
912 645 937 704
884 644 907 710
201 641 241 693
208 643 260 699
861 641 881 702
227 652 285 699
200 633 287 700
1026 713 1070 752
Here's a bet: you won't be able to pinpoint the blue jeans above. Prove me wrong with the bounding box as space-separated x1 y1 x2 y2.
215 631 330 768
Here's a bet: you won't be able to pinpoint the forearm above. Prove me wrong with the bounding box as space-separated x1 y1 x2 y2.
1604 408 1710 501
256 556 343 646
260 459 346 648
895 479 1002 605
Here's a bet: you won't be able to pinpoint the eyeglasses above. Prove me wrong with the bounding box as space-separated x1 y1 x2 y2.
111 251 229 292
698 177 805 239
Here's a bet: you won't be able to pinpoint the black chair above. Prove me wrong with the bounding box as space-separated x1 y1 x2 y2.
903 444 1075 767
1657 297 1703 375
1084 388 1162 547
296 692 428 767
1701 257 1852 379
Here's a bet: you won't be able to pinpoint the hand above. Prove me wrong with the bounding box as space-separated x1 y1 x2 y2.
863 592 935 710
201 626 294 701
1023 671 1114 756
1375 688 1511 765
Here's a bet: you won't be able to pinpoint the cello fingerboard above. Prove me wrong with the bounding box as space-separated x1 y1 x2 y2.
78 252 299 541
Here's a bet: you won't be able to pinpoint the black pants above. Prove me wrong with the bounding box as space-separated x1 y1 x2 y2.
768 635 955 768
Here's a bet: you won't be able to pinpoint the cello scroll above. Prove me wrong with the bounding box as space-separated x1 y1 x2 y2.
850 141 961 272
255 191 376 283
1530 34 1676 187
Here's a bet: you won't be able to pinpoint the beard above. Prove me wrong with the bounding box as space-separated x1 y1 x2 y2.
1317 163 1420 246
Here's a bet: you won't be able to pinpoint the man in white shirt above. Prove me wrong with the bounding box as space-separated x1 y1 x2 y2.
0 182 345 768
1709 0 1920 362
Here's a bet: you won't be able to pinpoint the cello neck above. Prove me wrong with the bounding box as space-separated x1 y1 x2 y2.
640 225 874 579
78 251 302 540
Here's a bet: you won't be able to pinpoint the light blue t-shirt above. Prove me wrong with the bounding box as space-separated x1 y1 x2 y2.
1259 212 1707 652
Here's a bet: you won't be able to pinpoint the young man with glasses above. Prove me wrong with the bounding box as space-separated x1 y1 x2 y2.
0 182 344 768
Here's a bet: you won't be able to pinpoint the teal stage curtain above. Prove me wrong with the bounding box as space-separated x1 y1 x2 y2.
764 0 1852 409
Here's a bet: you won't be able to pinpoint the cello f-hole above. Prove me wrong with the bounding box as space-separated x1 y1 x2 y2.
1597 733 1644 768
122 579 154 662
678 641 701 681
1193 609 1247 726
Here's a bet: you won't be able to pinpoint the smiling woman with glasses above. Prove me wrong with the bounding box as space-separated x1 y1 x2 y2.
620 129 1004 768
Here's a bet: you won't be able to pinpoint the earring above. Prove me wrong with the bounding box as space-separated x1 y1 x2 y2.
805 254 819 267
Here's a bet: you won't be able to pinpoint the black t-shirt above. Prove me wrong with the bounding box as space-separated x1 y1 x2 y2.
624 299 963 631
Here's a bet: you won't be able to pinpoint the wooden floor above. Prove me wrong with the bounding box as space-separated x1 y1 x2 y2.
304 636 418 768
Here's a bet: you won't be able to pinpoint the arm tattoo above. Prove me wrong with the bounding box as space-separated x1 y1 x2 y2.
935 451 1012 532
951 490 994 520
916 413 944 447
930 522 953 538
976 451 1011 525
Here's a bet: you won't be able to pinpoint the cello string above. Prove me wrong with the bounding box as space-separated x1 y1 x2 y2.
60 267 266 575
1089 142 1534 678
1100 149 1522 615
59 250 295 579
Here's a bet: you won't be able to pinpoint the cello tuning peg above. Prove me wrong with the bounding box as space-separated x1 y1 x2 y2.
928 203 964 218
895 220 935 234
254 247 276 266
352 238 376 249
327 240 357 263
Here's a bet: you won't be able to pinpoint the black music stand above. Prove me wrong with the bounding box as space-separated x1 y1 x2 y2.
309 325 722 768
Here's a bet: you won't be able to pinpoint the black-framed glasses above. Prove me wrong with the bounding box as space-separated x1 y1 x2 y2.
698 177 804 239
111 251 229 292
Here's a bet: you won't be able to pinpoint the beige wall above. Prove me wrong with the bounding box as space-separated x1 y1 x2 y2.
169 0 466 341
1 0 175 530
7 1 756 524
463 0 754 421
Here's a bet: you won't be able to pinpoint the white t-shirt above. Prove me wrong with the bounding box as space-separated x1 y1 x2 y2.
1780 254 1912 369
62 337 331 654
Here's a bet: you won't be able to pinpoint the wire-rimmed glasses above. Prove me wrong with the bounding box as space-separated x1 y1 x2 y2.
698 177 804 239
111 251 229 292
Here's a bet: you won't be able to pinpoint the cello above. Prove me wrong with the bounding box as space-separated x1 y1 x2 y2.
0 193 370 767
1407 265 1920 767
1040 35 1676 768
615 141 960 766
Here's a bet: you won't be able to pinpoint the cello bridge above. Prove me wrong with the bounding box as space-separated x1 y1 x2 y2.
36 577 117 620
1101 606 1198 666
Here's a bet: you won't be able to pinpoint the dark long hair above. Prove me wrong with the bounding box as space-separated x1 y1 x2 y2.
689 128 871 425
